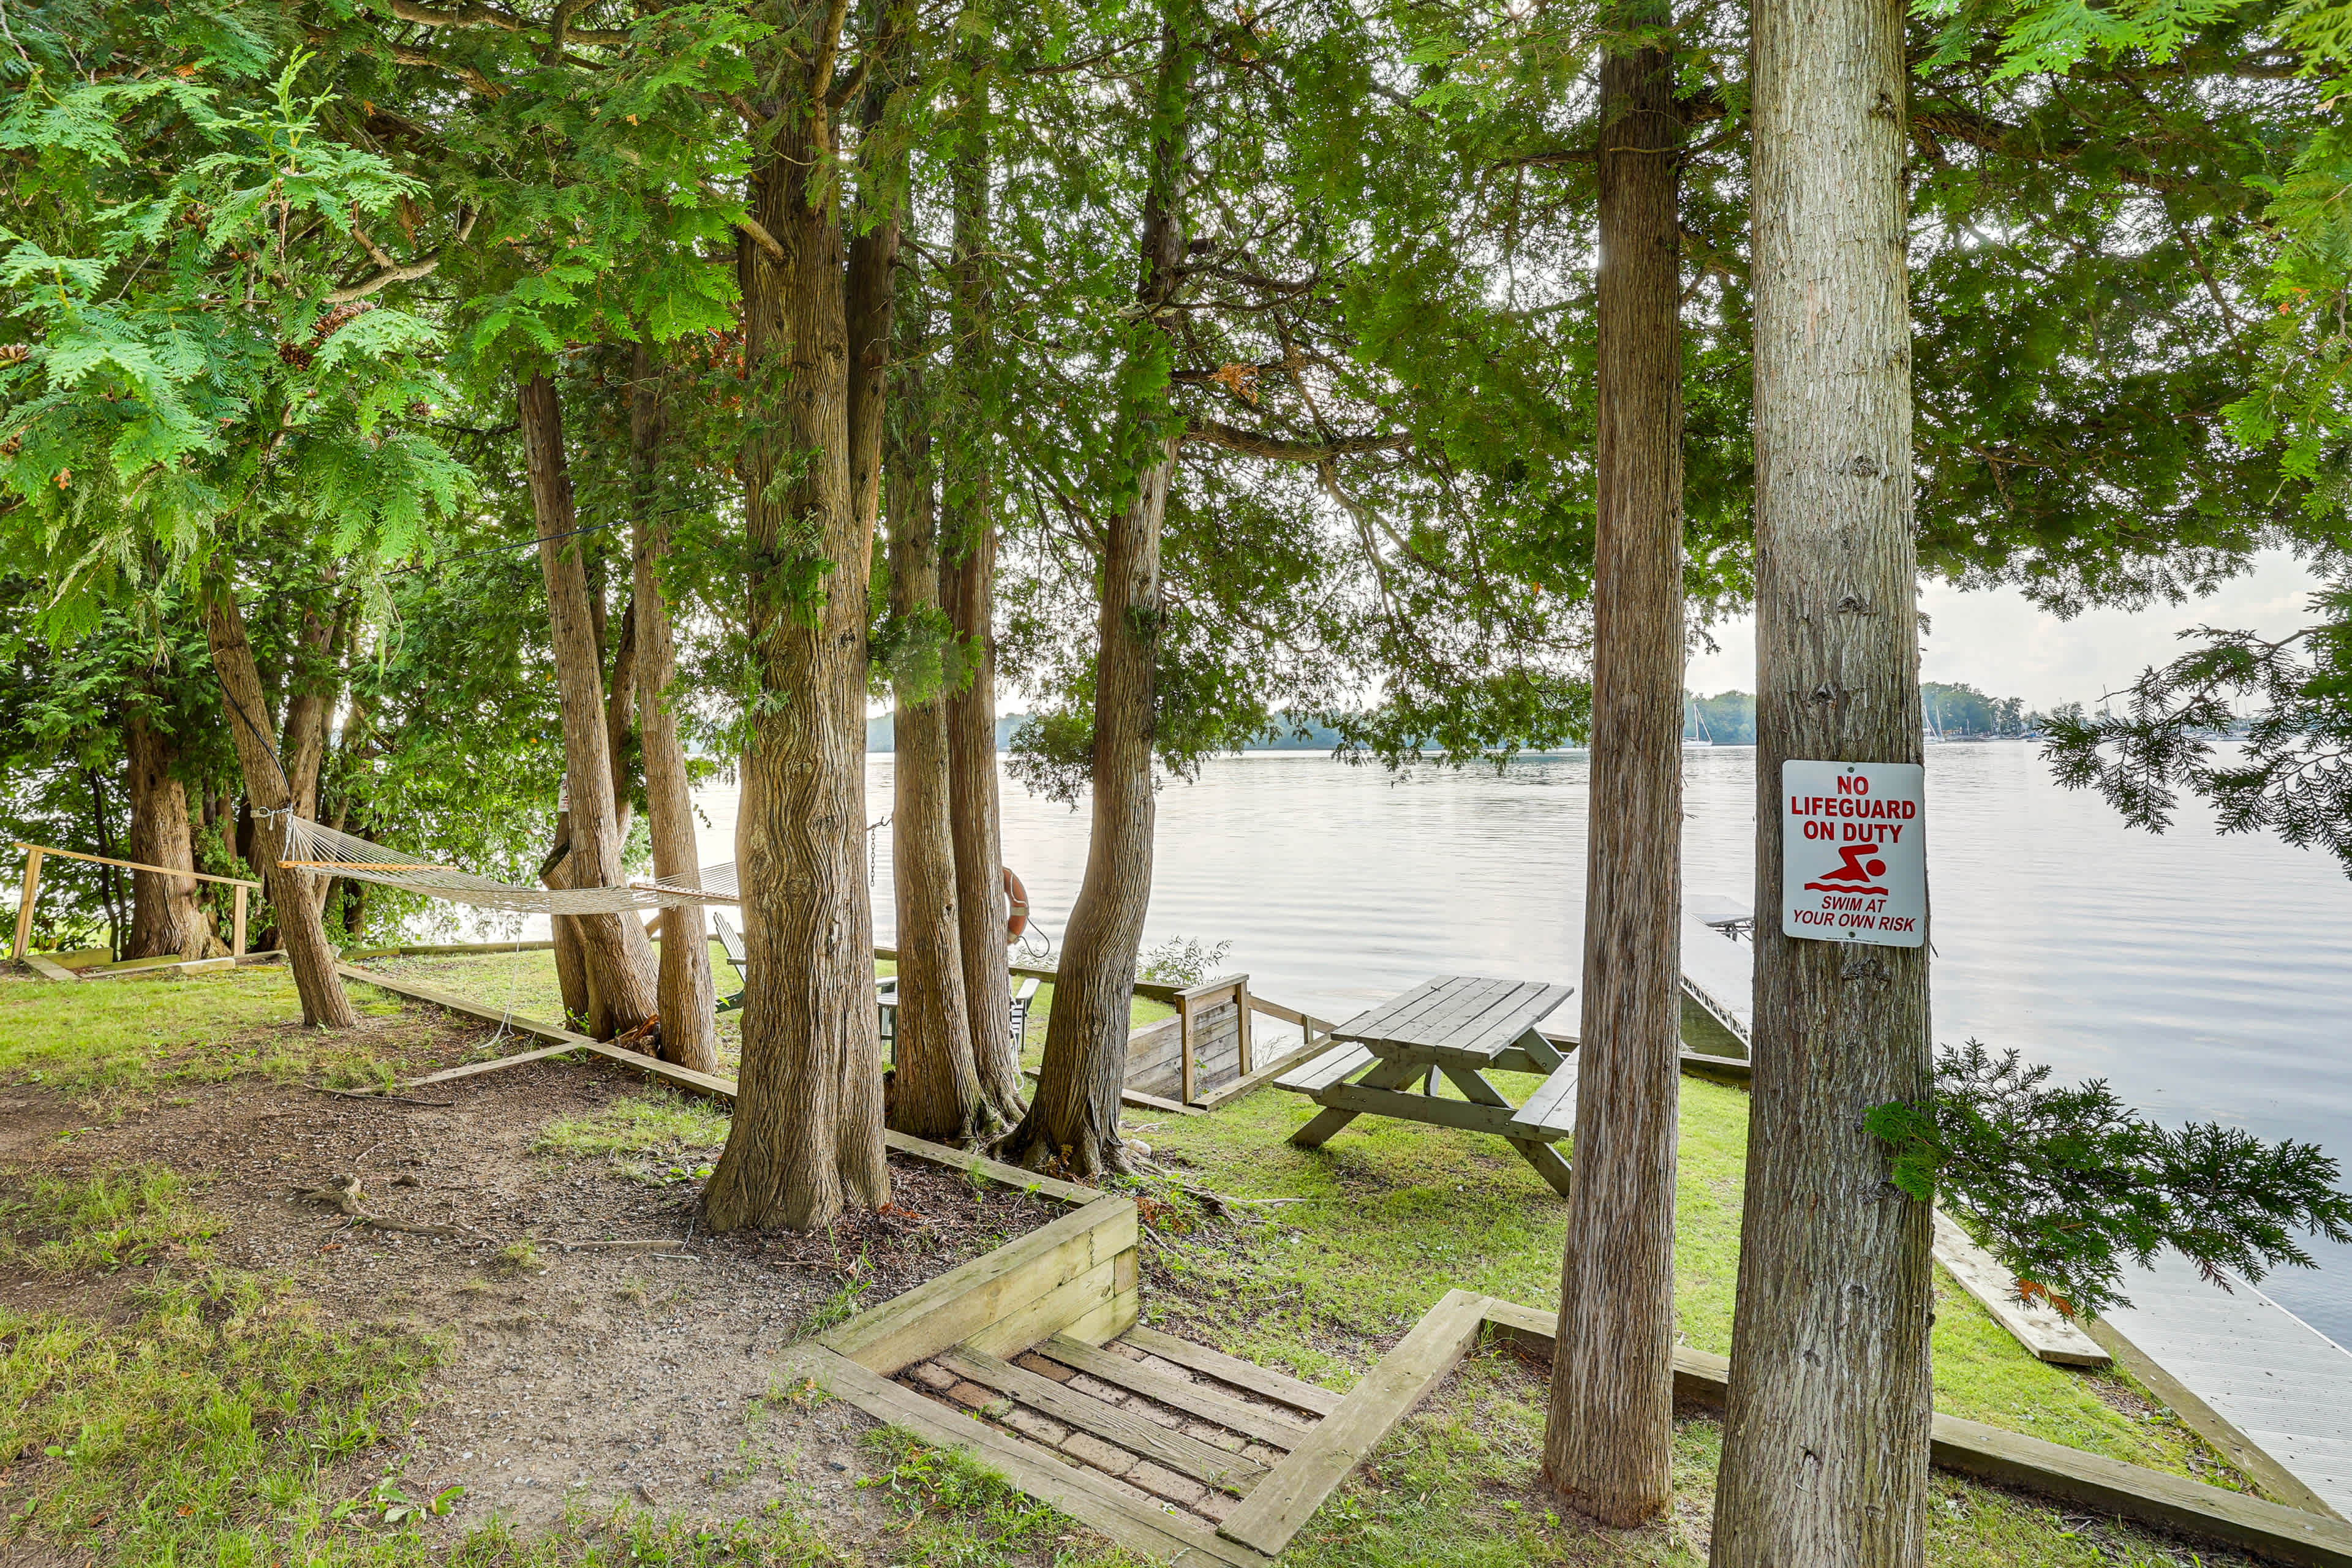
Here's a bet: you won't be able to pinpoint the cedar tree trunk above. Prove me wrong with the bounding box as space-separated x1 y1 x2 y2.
703 50 890 1233
545 809 592 1027
630 344 720 1072
1708 0 1932 1556
1544 40 1686 1527
205 591 355 1027
943 79 1025 1126
998 23 1190 1179
123 706 221 961
519 369 660 1041
886 308 986 1144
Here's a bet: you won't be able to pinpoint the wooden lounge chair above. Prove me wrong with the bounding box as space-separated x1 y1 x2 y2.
713 911 750 1013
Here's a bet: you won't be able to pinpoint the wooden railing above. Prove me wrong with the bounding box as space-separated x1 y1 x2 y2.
12 841 262 962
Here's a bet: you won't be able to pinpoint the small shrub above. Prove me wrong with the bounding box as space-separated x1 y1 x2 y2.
1139 936 1233 988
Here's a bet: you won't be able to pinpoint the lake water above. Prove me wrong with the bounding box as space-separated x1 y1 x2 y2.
677 743 2352 1339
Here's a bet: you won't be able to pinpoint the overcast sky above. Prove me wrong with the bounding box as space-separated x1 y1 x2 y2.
1685 548 2325 712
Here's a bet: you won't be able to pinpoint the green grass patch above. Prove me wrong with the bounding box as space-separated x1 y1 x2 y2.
530 1088 734 1158
0 966 421 1101
0 1270 445 1564
856 1426 1139 1567
1272 1347 2254 1568
1135 1072 2236 1484
0 1166 222 1275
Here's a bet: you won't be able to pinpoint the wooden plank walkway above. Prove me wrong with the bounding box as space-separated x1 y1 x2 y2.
2103 1251 2352 1520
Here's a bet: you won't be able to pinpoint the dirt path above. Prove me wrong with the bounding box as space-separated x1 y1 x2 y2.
0 1014 1063 1548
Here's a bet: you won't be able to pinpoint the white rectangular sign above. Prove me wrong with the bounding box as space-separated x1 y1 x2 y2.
1781 760 1926 948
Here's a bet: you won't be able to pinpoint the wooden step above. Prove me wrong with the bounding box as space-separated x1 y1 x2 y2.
1042 1333 1316 1449
1216 1289 1490 1558
1120 1324 1346 1418
935 1345 1268 1492
801 1347 1265 1566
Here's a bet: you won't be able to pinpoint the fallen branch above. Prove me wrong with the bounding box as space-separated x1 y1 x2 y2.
349 1213 494 1242
312 1085 456 1107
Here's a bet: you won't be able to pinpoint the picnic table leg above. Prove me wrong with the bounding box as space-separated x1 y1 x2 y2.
1510 1139 1577 1198
1292 1055 1422 1148
1442 1066 1577 1199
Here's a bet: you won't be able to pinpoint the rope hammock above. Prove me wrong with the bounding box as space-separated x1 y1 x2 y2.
279 816 740 915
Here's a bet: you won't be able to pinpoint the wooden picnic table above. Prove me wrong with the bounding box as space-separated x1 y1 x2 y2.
1272 974 1578 1197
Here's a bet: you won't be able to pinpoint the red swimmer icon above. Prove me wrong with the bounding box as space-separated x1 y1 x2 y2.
1803 840 1890 896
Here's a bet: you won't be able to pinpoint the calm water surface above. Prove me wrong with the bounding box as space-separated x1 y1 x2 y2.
698 744 2352 1338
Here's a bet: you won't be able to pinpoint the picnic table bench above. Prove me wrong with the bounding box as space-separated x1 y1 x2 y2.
1272 974 1578 1196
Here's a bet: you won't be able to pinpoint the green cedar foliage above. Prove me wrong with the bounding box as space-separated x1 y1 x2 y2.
1869 1041 2352 1317
980 0 1618 785
1413 2 2328 613
0 10 467 628
2043 576 2352 875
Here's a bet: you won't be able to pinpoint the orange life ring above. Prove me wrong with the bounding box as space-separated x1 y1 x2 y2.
1003 866 1030 940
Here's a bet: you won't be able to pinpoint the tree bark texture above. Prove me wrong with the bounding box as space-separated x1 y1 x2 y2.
1708 0 1933 1557
845 73 900 553
204 592 355 1027
1000 19 1191 1180
703 56 890 1233
605 587 639 836
887 318 984 1143
544 809 592 1027
122 706 222 961
519 370 660 1042
943 81 1025 1128
630 344 720 1073
1545 41 1686 1530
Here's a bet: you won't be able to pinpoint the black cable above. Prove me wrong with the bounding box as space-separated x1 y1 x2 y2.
219 684 295 802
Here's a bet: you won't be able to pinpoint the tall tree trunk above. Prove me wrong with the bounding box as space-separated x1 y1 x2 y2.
703 41 890 1233
606 587 639 842
519 370 660 1042
943 62 1025 1128
544 808 592 1028
1000 17 1191 1178
122 706 222 961
630 344 721 1073
887 305 986 1144
86 767 124 954
1708 0 1931 1556
1544 39 1685 1528
205 590 356 1027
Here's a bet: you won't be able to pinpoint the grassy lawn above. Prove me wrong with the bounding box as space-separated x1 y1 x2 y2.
1128 1069 2235 1483
0 963 2275 1566
0 965 436 1105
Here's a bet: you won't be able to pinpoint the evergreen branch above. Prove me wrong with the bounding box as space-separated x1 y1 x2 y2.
388 43 506 97
1910 103 2192 195
1867 1041 2352 1319
733 214 786 262
326 209 477 303
383 0 628 45
807 0 854 106
1183 419 1405 463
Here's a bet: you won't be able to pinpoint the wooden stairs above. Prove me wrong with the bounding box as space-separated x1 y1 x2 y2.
869 1292 1492 1564
897 1324 1338 1538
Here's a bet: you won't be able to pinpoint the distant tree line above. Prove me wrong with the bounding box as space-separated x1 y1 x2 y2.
1685 683 2037 744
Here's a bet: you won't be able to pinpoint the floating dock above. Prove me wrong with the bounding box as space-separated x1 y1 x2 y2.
2102 1253 2352 1518
1681 895 2352 1521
